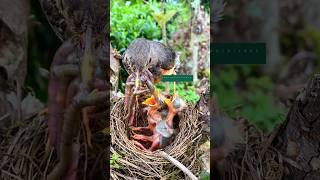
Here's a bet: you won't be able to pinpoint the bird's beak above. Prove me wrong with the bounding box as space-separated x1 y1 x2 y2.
164 98 172 106
160 67 176 75
143 89 162 108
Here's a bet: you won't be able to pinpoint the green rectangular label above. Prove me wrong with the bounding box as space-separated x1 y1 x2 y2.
212 43 266 64
161 75 193 82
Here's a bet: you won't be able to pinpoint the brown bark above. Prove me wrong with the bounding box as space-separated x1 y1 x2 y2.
212 75 320 179
273 74 320 179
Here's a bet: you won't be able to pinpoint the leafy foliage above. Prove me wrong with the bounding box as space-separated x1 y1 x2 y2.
110 0 191 52
213 65 286 131
110 152 122 169
111 0 161 52
156 82 200 104
153 10 177 29
199 171 210 180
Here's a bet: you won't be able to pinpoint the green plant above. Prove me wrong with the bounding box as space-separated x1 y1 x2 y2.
153 9 176 44
156 82 200 104
199 171 210 180
110 0 191 51
111 0 161 51
213 65 286 131
110 152 122 169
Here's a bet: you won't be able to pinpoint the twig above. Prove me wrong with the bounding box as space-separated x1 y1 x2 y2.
240 130 249 180
43 148 54 180
282 157 303 171
159 151 198 180
80 121 88 180
0 113 9 121
261 126 280 157
1 129 25 168
1 170 24 180
111 170 140 180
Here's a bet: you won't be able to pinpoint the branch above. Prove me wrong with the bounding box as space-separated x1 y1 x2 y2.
159 151 198 180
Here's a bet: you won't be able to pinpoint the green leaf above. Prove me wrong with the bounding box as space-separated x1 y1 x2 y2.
199 171 210 180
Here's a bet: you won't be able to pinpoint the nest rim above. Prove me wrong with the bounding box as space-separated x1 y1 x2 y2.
111 98 202 179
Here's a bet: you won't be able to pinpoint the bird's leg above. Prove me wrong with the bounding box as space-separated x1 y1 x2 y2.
128 88 151 126
131 115 157 133
126 71 142 126
75 75 108 149
124 74 135 111
63 136 80 180
133 89 149 95
82 106 96 148
48 40 76 148
131 126 151 133
146 69 154 83
47 86 107 180
132 134 154 142
93 78 109 91
52 64 79 79
131 140 148 151
124 75 136 126
149 134 161 151
125 86 139 126
129 98 136 126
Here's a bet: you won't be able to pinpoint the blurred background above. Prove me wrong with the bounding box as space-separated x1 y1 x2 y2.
0 0 60 125
213 0 320 131
26 1 61 102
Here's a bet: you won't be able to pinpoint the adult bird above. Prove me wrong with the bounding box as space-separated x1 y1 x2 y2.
122 38 179 126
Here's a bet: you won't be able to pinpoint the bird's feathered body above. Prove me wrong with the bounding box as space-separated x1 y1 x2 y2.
122 38 152 74
122 38 177 79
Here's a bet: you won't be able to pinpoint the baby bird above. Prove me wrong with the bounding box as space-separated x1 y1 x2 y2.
132 94 186 151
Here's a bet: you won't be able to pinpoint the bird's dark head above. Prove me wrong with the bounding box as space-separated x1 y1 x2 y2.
160 48 177 70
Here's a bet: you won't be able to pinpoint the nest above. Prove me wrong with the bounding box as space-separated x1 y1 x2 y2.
111 98 203 179
221 123 284 180
0 114 55 180
0 111 108 180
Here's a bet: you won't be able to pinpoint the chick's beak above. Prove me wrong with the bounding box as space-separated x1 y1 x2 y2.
143 89 163 108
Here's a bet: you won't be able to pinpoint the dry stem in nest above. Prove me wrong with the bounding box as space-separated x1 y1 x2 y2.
111 98 203 179
0 110 108 180
0 114 55 180
221 123 284 180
